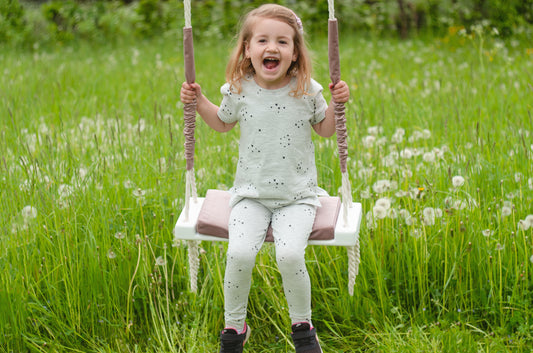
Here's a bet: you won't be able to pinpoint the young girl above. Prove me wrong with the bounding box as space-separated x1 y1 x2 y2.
180 4 350 353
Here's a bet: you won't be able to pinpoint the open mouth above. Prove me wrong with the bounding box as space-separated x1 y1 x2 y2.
263 57 280 70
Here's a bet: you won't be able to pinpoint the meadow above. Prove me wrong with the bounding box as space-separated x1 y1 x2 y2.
1 27 532 352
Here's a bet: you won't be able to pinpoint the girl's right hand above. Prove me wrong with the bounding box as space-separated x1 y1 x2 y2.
180 82 202 104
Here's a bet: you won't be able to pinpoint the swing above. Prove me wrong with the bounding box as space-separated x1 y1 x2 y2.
174 0 362 296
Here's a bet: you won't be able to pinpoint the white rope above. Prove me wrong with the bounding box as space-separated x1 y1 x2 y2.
183 168 197 222
328 0 335 20
340 171 352 227
187 240 200 293
184 0 192 28
347 241 360 296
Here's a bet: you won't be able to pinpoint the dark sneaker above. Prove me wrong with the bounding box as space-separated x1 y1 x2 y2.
291 322 323 353
219 322 250 353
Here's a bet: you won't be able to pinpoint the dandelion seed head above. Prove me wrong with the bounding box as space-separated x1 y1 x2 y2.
114 232 126 239
423 151 436 163
452 176 465 188
530 255 533 264
155 256 166 266
518 220 530 231
528 178 533 190
58 184 73 198
525 215 533 227
501 206 512 217
124 180 134 189
107 250 117 259
422 207 436 226
360 188 372 199
133 188 146 198
514 172 523 183
400 148 413 159
395 190 408 198
482 229 493 237
375 197 391 211
362 135 376 148
372 179 392 193
495 243 505 251
411 228 422 238
373 205 387 219
367 126 383 136
22 206 37 220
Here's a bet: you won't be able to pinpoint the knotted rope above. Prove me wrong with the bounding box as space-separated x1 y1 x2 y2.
183 0 200 293
328 0 359 295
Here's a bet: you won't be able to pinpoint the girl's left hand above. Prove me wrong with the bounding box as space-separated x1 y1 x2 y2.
329 80 350 103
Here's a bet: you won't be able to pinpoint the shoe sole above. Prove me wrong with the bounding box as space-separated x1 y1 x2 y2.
243 325 251 345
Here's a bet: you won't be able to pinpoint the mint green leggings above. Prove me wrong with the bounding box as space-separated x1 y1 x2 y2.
223 198 316 331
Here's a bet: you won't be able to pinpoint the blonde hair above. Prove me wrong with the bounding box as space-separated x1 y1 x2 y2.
225 4 312 97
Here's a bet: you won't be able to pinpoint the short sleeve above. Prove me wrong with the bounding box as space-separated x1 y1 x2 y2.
218 83 240 124
308 80 328 125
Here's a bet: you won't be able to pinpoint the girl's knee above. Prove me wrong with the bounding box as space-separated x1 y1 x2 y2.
276 248 305 270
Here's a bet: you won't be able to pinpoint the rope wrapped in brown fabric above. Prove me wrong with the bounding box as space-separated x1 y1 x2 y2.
183 27 196 171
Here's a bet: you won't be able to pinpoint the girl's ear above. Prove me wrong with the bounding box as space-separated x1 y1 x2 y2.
244 41 250 58
292 49 298 62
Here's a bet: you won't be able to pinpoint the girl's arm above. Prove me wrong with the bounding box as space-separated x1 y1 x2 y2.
313 80 350 138
180 82 236 133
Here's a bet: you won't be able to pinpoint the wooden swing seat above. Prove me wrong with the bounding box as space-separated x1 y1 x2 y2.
174 189 362 246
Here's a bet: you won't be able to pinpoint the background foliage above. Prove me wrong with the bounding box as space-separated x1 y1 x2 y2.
1 0 532 47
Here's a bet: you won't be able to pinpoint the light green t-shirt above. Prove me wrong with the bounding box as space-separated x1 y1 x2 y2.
218 76 328 209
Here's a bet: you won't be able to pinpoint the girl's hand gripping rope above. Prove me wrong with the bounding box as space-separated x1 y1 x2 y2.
329 80 350 104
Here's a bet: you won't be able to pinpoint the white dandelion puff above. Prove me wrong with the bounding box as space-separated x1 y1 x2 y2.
423 151 436 163
525 215 533 228
362 135 376 148
372 179 392 193
518 220 530 231
482 229 493 237
21 206 37 220
452 176 465 188
114 232 126 239
422 207 436 226
373 205 388 219
514 172 523 183
530 255 533 264
400 148 413 159
360 188 372 199
133 188 146 198
155 256 167 266
495 243 505 251
375 197 391 211
107 250 117 259
124 180 134 189
58 184 73 198
395 190 408 198
367 126 383 136
528 178 533 190
501 206 512 217
391 128 405 144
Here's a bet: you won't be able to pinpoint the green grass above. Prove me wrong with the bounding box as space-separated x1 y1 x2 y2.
1 29 532 352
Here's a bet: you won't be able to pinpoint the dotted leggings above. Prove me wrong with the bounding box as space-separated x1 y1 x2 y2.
224 198 316 331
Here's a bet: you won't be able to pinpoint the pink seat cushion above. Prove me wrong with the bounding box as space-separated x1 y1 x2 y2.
196 189 340 241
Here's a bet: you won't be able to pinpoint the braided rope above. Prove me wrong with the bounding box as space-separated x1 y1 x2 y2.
328 0 335 20
184 0 191 28
187 240 200 293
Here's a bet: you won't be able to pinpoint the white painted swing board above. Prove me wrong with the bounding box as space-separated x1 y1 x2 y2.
174 197 362 246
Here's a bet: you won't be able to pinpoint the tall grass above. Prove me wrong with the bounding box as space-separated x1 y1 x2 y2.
1 28 532 352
